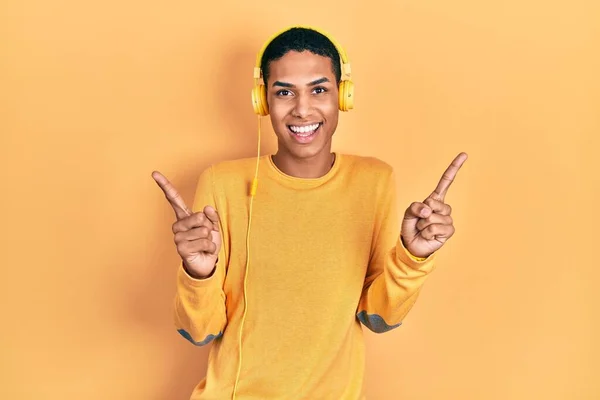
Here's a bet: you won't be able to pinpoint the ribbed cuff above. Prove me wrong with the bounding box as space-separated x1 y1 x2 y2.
397 237 436 272
177 262 219 288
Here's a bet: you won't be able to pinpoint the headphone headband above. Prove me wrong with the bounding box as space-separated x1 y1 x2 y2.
253 25 351 80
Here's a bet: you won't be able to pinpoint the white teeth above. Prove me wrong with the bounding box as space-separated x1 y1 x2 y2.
289 123 320 134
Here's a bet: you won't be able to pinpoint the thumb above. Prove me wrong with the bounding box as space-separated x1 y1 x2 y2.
203 205 221 232
202 205 222 255
401 202 432 239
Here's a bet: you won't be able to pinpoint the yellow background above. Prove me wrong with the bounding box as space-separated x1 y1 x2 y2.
2 0 598 399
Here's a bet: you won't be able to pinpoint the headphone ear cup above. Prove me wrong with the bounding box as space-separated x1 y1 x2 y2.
338 80 354 111
252 84 269 116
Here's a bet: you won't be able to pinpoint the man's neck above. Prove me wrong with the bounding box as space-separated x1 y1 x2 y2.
271 150 336 179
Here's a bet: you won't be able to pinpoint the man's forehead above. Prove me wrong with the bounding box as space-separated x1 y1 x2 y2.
268 51 335 82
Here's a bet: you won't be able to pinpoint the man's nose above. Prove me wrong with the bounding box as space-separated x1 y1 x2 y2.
291 93 312 118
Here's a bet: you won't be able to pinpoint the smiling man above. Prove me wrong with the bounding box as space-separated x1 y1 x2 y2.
262 31 343 178
152 26 467 399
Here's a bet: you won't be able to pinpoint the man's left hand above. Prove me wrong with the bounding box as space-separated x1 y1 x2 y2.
400 152 468 259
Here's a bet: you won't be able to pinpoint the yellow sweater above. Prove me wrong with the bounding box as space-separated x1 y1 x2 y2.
174 152 437 399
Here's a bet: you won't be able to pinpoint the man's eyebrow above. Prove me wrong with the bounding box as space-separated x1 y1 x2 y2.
308 77 330 86
272 81 293 88
272 77 330 88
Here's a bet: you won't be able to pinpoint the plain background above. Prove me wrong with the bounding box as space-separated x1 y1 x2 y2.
1 0 598 399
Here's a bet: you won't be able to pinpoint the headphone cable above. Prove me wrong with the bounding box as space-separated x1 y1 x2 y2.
231 114 261 399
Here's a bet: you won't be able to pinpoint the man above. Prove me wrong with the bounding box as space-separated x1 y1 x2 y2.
152 26 467 399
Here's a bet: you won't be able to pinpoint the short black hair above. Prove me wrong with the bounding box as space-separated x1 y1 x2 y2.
260 27 342 86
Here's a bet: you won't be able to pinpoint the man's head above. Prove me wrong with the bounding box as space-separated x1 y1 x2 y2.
260 28 342 87
259 27 343 161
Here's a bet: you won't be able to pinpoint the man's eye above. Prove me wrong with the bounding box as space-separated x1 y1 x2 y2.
276 90 291 96
313 87 327 94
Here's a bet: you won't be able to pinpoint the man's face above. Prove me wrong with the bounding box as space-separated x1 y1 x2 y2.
265 50 339 160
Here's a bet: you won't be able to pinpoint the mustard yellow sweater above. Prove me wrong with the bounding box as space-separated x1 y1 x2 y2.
174 153 437 399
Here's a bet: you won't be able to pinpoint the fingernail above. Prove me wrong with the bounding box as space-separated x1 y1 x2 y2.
421 208 431 217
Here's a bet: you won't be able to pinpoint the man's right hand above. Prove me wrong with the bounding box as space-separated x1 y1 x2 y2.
152 171 222 279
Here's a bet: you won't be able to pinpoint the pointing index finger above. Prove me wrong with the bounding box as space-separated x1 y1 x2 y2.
430 152 468 201
152 170 192 220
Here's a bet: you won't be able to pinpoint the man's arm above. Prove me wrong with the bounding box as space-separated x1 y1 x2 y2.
153 165 228 346
174 257 227 346
357 152 466 333
356 168 437 333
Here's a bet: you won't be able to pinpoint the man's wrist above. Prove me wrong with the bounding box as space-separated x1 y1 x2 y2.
183 260 217 280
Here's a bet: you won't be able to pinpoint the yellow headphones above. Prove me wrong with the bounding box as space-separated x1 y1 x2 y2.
251 25 355 116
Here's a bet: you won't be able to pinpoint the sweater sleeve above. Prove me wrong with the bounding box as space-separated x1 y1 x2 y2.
173 165 228 346
356 167 437 333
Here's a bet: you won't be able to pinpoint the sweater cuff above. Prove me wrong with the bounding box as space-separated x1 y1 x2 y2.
177 261 219 288
397 236 436 271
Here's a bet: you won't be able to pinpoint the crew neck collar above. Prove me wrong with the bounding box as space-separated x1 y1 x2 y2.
265 152 342 190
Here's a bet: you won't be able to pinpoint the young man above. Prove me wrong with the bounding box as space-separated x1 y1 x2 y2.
152 26 467 399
